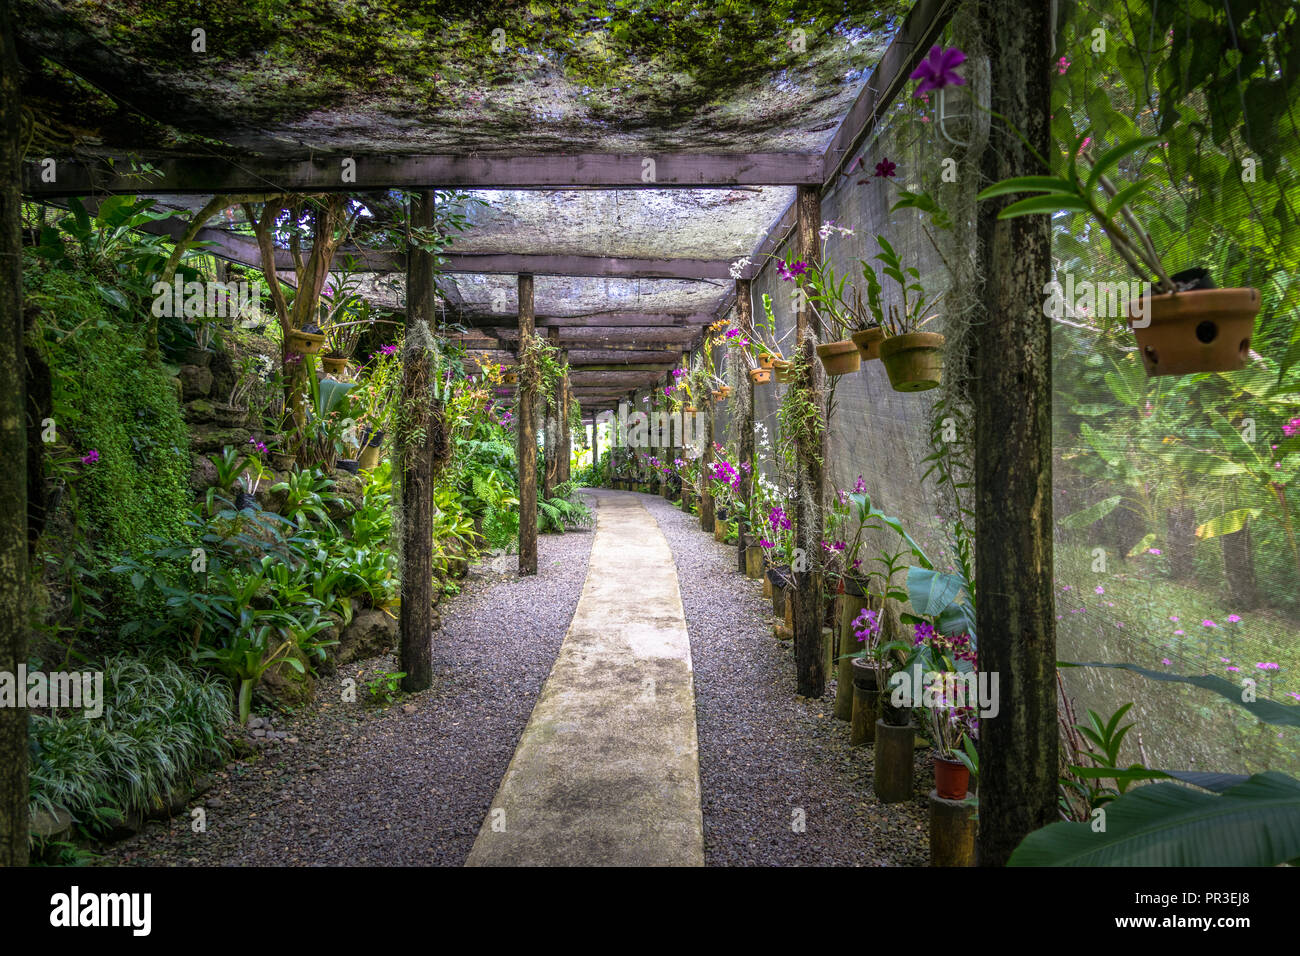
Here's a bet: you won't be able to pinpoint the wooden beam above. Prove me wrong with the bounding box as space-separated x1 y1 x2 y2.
792 183 826 699
821 0 957 189
22 152 824 196
446 253 733 280
465 349 684 367
517 274 538 576
483 326 699 345
398 189 436 694
458 312 714 329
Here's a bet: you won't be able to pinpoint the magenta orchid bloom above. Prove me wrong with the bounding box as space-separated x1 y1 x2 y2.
910 46 967 96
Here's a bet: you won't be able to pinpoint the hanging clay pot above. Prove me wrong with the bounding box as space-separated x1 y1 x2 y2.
758 353 778 370
851 326 885 361
1130 286 1260 377
772 359 793 383
287 329 327 355
322 355 348 376
718 385 732 399
879 331 945 392
816 339 862 376
749 368 772 385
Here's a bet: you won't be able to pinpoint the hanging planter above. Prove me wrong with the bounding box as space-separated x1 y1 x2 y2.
850 326 885 361
815 339 862 376
1130 277 1260 377
748 368 772 385
287 328 327 355
772 359 793 383
934 755 971 801
879 332 945 392
322 354 348 376
758 353 779 370
718 385 732 399
503 370 518 384
358 444 382 470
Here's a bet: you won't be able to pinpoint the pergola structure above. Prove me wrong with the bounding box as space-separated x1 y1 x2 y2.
2 0 1058 867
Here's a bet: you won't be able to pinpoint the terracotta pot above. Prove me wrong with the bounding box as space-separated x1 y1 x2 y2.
758 353 778 370
1131 287 1260 377
879 331 945 392
773 359 793 383
710 390 722 402
684 404 698 413
816 339 862 376
718 385 732 398
322 355 348 375
503 371 518 384
287 329 327 355
934 755 970 801
749 368 772 385
851 327 885 361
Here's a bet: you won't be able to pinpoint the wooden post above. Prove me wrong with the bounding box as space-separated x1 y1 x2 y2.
542 327 559 500
591 417 600 481
517 275 539 575
558 373 571 484
0 0 29 865
398 190 435 694
735 280 754 573
973 0 1056 866
700 395 715 532
793 184 826 698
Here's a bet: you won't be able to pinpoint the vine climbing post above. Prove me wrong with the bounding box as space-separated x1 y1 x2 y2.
793 184 826 698
543 326 560 500
398 189 436 694
972 0 1057 866
0 0 29 865
700 392 715 531
736 279 754 574
517 274 538 575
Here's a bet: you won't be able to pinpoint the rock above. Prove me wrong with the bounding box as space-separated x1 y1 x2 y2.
286 737 299 745
206 797 225 809
209 347 236 404
247 716 264 730
184 398 219 424
30 806 73 840
326 470 365 521
192 773 216 796
251 728 267 738
189 425 252 455
179 363 214 400
258 644 314 706
331 608 398 668
189 453 218 493
401 703 417 716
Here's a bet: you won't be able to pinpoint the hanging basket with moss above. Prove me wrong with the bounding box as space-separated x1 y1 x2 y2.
880 332 945 392
1130 275 1260 377
287 327 327 354
816 339 862 376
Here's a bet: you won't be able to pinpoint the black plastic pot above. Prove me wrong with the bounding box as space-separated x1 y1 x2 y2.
359 427 386 448
1170 266 1216 291
336 459 360 475
766 564 793 591
843 574 872 598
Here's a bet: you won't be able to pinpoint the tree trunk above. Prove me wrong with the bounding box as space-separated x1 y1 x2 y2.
1221 522 1258 610
1167 504 1197 581
973 0 1057 867
793 185 826 698
0 0 28 864
517 275 538 575
398 191 435 694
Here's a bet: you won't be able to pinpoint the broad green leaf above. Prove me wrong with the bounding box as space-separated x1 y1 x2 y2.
1057 495 1122 530
906 566 964 617
1195 508 1261 540
1009 772 1300 866
1059 661 1300 727
976 176 1079 200
1085 136 1162 192
997 194 1093 219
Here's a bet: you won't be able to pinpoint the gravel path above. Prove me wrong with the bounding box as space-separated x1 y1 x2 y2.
642 491 931 866
103 522 595 867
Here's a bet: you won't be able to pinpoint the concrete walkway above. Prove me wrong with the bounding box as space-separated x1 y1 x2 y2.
466 491 705 866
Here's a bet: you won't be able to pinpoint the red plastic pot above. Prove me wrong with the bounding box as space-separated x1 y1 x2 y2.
934 755 970 800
